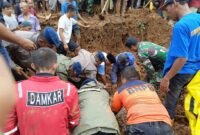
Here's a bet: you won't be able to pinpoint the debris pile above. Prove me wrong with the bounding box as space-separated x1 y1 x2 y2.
39 9 189 135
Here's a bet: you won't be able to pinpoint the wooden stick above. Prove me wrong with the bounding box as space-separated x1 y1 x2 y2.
143 0 151 8
101 0 109 14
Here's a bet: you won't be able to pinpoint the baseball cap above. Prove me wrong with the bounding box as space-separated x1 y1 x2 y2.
42 26 61 48
3 2 11 8
125 36 138 48
117 53 128 65
68 40 79 52
160 0 189 10
20 21 32 27
72 62 82 76
95 51 106 62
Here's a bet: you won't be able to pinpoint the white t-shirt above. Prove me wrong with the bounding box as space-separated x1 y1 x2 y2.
3 14 18 30
57 15 77 44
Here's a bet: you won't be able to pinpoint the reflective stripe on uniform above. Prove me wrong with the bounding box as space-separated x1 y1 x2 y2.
4 126 18 135
18 82 23 98
70 121 75 125
67 83 71 96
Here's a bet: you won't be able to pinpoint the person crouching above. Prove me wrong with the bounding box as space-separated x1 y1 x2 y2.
111 66 174 135
69 62 120 135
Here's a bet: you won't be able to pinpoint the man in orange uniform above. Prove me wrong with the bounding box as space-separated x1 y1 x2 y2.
111 66 173 135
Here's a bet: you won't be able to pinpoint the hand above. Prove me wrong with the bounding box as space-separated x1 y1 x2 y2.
160 76 170 92
83 20 90 25
104 83 111 89
26 68 35 77
15 26 20 30
84 25 90 28
18 38 37 51
45 13 52 20
64 44 68 51
14 66 23 75
112 83 118 91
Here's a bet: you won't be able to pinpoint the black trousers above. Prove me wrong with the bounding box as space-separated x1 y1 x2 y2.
92 131 116 135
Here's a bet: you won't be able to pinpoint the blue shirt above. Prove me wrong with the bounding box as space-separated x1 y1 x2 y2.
0 43 11 67
97 63 105 75
111 52 135 83
61 0 79 30
163 13 200 75
18 14 41 32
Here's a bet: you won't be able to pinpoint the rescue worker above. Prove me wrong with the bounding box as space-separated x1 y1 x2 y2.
106 53 116 66
68 40 105 80
160 0 200 124
68 40 96 79
0 22 36 67
0 22 36 81
7 28 73 81
68 62 120 135
125 36 168 85
94 51 107 85
111 66 173 135
7 44 34 80
55 53 73 81
3 48 80 135
67 62 85 89
6 26 65 55
109 52 135 87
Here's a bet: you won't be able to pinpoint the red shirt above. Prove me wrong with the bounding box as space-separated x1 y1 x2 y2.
189 0 200 8
4 75 80 135
29 8 37 16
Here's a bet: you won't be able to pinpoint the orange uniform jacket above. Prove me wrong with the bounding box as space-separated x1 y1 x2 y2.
112 80 171 126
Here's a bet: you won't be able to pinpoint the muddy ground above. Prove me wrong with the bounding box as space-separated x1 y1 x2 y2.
40 9 190 135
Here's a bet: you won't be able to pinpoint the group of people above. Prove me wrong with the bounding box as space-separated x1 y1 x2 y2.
1 0 200 24
1 0 41 32
1 35 175 135
0 0 200 135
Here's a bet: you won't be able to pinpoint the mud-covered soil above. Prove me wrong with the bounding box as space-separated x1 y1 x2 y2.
39 9 189 135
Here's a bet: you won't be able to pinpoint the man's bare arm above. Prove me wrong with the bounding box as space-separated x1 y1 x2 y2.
0 56 16 130
78 13 88 24
59 28 68 51
100 75 107 85
77 22 90 28
165 58 187 80
160 58 187 91
0 23 36 51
